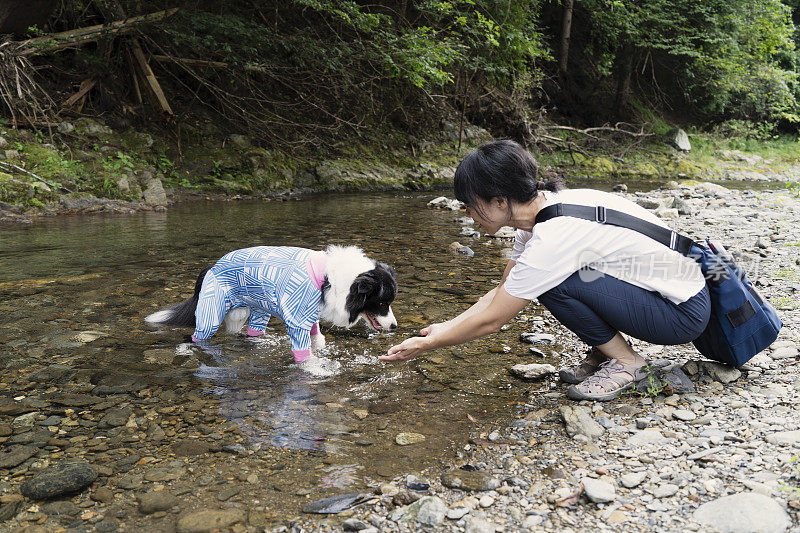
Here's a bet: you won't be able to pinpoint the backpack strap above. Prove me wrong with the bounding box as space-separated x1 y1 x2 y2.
535 203 696 256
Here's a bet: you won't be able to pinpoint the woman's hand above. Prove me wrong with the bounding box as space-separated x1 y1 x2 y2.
379 336 432 362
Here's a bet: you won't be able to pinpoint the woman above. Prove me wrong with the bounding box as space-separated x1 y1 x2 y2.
380 140 710 401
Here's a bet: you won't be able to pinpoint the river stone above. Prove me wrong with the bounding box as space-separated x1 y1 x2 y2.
626 430 669 448
464 516 498 533
682 360 740 383
765 431 800 446
510 363 556 380
0 444 39 468
143 176 167 206
672 409 697 421
770 346 797 360
667 128 691 151
520 332 556 345
560 405 605 439
403 496 447 526
138 491 179 514
395 432 426 445
20 462 98 500
693 492 790 533
176 509 246 533
620 471 647 488
581 477 615 503
653 483 679 498
440 469 499 491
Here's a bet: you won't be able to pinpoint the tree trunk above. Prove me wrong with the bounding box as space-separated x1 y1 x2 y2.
613 43 634 117
558 0 574 79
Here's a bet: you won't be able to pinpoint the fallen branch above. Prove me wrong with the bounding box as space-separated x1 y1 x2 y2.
15 8 178 56
0 160 70 192
150 54 267 73
544 122 655 138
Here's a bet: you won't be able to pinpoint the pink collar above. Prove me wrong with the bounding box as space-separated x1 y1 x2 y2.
306 250 327 290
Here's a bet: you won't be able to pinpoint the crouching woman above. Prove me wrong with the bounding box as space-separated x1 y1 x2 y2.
380 140 710 401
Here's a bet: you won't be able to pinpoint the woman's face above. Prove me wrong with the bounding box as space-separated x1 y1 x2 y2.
465 197 509 235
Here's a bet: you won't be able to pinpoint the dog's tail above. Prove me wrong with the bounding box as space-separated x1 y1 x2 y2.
145 267 210 328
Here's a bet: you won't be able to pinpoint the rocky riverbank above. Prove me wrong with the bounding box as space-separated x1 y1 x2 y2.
0 181 798 533
296 181 800 533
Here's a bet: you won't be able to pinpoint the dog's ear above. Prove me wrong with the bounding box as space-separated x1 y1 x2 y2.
346 272 377 323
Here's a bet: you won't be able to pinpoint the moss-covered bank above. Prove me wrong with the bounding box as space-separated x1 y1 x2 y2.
1 119 798 224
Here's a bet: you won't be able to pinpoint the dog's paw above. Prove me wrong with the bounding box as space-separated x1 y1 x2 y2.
311 333 326 351
298 355 340 377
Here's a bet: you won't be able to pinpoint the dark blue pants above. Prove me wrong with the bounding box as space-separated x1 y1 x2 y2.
537 270 710 346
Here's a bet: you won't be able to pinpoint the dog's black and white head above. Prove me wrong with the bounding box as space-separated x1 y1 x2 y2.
320 246 397 331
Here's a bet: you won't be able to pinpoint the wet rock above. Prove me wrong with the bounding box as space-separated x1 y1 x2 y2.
581 477 615 503
20 462 98 500
693 492 790 533
406 475 430 492
395 432 426 445
91 487 115 503
428 196 463 210
489 226 515 239
560 405 604 439
302 493 371 514
99 407 132 428
138 491 179 514
440 469 499 491
613 183 628 192
520 332 555 345
48 393 102 407
176 509 246 533
448 241 474 256
510 363 556 380
172 440 221 456
342 518 371 531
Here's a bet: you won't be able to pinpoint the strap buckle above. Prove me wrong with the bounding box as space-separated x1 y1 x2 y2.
595 206 606 224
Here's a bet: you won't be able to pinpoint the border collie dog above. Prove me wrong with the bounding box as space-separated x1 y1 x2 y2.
145 245 397 373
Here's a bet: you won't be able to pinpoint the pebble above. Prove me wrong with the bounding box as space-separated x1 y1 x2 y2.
509 363 556 380
395 432 426 445
581 477 615 503
441 470 500 491
620 471 647 488
560 405 605 439
672 409 697 421
478 495 495 508
653 483 679 498
175 509 246 533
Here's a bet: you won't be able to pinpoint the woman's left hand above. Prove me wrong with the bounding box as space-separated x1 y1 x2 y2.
379 336 431 362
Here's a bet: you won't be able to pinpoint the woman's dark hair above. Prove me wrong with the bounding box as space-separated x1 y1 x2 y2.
454 140 562 216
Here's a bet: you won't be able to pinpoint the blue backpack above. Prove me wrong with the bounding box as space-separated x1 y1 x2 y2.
535 203 782 367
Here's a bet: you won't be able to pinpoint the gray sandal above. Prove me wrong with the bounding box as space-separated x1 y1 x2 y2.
566 359 648 401
558 348 606 384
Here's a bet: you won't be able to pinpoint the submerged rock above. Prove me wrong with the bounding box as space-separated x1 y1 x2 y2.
302 492 372 514
176 509 246 533
395 432 426 445
20 462 98 500
440 469 499 491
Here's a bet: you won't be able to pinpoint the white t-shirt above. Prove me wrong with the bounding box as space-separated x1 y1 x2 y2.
504 189 705 304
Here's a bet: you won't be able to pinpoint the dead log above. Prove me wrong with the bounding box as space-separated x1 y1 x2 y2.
15 8 178 55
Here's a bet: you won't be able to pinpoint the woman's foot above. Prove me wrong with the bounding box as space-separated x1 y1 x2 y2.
558 347 606 384
566 359 648 401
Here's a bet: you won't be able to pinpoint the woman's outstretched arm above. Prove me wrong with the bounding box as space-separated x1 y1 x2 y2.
380 285 529 362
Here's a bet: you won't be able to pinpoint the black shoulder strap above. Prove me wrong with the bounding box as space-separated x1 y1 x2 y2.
535 203 696 256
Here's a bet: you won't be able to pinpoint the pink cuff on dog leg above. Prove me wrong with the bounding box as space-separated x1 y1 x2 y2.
246 327 264 337
293 349 311 362
310 323 319 336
